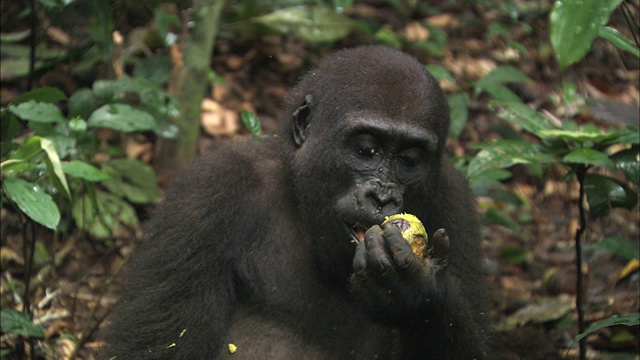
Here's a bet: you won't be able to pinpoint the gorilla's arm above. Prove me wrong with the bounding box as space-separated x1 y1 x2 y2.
106 144 276 359
350 161 489 359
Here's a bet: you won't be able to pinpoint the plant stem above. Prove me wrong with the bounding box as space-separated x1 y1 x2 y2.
575 164 589 360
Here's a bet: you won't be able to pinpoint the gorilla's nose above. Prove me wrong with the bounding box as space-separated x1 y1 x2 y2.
358 179 403 217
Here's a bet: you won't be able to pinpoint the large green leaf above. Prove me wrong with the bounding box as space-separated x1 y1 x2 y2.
254 6 354 43
87 104 157 132
563 148 615 168
474 66 531 98
467 140 554 179
494 101 555 134
585 173 638 219
61 161 111 182
610 146 639 185
8 100 65 123
11 87 67 106
101 159 160 204
575 313 640 342
550 0 622 70
2 177 60 230
0 309 45 338
72 190 139 239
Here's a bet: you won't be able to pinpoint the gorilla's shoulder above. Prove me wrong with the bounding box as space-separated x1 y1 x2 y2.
165 137 289 204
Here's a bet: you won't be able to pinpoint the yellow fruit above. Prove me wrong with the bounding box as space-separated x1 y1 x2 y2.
381 213 428 259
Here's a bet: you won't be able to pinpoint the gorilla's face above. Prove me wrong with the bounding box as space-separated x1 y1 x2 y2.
286 47 450 278
331 112 439 244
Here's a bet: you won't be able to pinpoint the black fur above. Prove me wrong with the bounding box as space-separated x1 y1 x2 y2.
106 46 489 359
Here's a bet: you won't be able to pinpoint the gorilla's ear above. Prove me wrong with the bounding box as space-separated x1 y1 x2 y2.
292 95 314 146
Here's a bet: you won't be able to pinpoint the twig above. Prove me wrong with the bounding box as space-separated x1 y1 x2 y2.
575 164 590 360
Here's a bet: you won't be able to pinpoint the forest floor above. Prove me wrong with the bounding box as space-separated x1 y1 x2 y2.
1 1 639 359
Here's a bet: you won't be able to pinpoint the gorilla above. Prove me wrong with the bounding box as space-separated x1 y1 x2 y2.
106 46 489 359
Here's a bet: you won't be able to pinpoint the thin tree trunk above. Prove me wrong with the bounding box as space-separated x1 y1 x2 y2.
155 0 225 184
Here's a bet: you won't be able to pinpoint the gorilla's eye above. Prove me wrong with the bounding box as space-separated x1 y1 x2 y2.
397 149 422 167
352 134 382 158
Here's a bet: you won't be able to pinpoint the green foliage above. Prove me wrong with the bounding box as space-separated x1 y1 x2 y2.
241 110 263 137
0 309 45 338
253 6 354 43
575 313 640 342
1 82 166 238
550 0 637 70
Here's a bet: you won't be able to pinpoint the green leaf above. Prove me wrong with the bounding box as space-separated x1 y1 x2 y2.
498 244 530 264
575 313 640 342
482 84 523 103
585 173 638 219
537 128 622 144
61 161 111 182
101 159 160 204
41 138 71 199
610 146 639 185
241 109 262 137
563 148 615 168
68 88 98 120
2 177 60 230
12 87 67 105
550 0 623 70
254 6 354 43
588 236 640 260
8 100 65 123
475 66 531 97
425 65 457 85
447 93 469 139
467 140 553 179
494 101 555 134
87 104 157 132
72 190 139 238
598 26 640 57
0 309 45 338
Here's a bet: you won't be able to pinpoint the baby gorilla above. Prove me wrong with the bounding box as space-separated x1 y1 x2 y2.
106 46 490 359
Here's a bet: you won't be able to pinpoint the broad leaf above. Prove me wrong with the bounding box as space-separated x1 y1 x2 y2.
587 236 640 260
610 146 639 185
425 65 457 85
9 100 65 123
61 161 111 182
550 0 622 70
101 159 160 204
475 66 531 97
467 140 553 179
575 313 640 342
73 190 139 239
0 309 45 338
88 104 157 132
494 101 555 134
255 6 354 43
12 87 67 106
585 173 638 219
2 177 60 230
563 148 615 168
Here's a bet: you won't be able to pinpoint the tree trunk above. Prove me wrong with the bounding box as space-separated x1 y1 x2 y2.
155 0 225 185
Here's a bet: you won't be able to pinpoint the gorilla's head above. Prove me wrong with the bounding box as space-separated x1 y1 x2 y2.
283 46 450 280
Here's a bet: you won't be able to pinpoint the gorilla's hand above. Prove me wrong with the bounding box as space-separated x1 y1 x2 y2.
350 225 449 325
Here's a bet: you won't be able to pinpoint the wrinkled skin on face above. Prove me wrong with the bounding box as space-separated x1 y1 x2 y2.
287 47 450 282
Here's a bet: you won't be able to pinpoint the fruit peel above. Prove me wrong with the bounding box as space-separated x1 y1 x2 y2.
382 213 428 259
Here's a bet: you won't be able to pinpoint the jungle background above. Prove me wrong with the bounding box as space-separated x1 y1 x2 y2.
1 0 639 359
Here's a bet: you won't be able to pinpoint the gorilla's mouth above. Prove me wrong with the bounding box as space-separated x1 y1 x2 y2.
348 224 367 244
